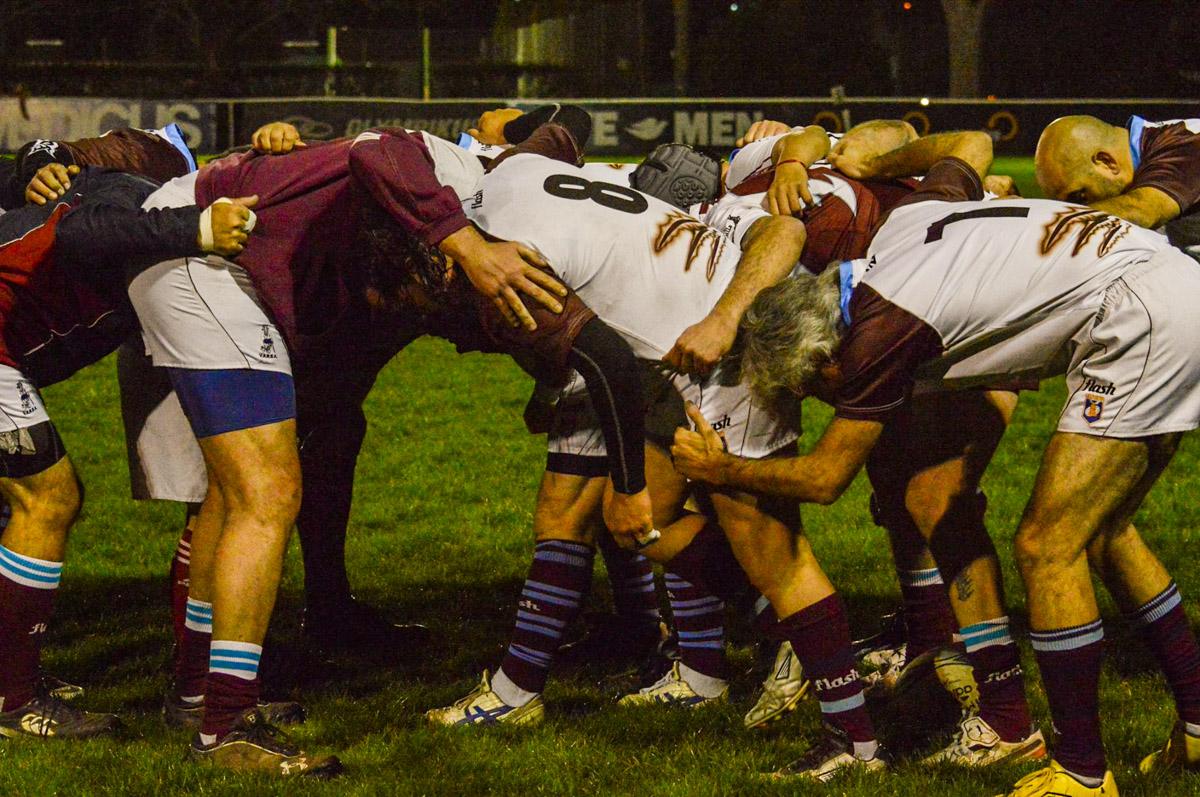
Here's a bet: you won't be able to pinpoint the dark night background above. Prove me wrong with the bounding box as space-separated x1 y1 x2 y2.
2 0 1198 100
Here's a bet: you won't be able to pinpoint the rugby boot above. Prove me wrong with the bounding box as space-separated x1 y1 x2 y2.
188 709 341 778
618 661 726 708
769 724 889 782
163 688 306 730
0 693 120 739
923 713 1046 767
39 671 84 702
425 670 544 727
995 760 1117 796
1139 720 1200 773
852 610 907 661
303 597 430 653
745 641 809 729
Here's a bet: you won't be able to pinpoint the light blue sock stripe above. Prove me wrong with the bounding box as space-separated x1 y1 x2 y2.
509 644 552 664
820 693 866 714
678 629 723 640
533 550 592 568
515 621 562 638
0 545 63 588
679 640 725 649
670 596 723 609
210 648 261 662
1139 591 1183 626
1130 584 1181 626
673 606 724 618
0 545 62 576
523 589 577 608
525 580 583 599
900 568 944 587
962 628 1013 653
1031 621 1105 652
516 610 566 629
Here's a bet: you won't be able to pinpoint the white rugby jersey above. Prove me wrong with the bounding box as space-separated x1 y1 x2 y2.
466 152 742 360
579 161 637 184
836 157 1176 421
725 129 840 191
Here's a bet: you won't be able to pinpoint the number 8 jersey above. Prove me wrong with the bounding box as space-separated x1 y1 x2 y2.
465 152 743 360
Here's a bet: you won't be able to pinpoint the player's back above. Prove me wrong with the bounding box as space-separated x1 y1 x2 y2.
867 195 1176 376
468 153 741 359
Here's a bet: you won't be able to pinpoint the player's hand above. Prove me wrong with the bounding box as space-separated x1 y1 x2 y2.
25 163 80 205
251 122 306 154
440 227 567 331
468 108 524 146
768 161 813 216
671 403 732 485
826 139 880 180
737 120 790 147
603 485 654 545
984 174 1020 197
664 313 737 379
202 195 259 256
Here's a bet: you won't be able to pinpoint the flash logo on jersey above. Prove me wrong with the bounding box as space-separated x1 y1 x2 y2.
1083 394 1105 424
15 381 37 416
654 211 725 281
1042 208 1129 257
259 326 277 360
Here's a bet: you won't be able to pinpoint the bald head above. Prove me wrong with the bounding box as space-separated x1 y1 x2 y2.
1035 115 1133 203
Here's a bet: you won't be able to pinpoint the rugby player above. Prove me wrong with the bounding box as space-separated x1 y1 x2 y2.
0 167 252 739
673 153 1200 796
414 124 887 783
1035 115 1200 258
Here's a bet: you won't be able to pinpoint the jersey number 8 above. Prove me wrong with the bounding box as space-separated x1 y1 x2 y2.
543 174 649 215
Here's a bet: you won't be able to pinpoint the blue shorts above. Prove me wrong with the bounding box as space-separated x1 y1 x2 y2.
167 368 295 439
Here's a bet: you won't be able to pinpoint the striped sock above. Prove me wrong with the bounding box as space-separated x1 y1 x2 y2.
897 567 956 660
498 540 594 697
1031 619 1106 780
597 531 661 627
1128 583 1200 725
665 571 727 680
778 594 875 744
176 598 212 700
959 617 1031 741
169 529 192 656
200 640 262 739
0 543 62 712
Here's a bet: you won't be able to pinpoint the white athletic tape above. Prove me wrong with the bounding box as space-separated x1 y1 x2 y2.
198 198 258 253
633 528 661 550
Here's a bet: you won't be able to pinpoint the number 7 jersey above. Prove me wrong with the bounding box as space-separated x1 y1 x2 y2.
465 152 743 360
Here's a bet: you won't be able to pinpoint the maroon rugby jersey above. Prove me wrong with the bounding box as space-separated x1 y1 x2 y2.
1129 117 1200 218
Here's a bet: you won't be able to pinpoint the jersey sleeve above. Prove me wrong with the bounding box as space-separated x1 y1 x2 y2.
488 124 583 171
890 157 984 210
1130 122 1200 215
348 129 471 248
834 284 943 421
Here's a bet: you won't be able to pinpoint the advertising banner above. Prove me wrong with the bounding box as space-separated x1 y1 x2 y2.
0 98 218 153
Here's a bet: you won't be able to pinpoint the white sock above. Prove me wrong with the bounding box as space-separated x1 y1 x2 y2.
678 663 728 699
180 694 204 705
853 740 880 760
1186 721 1200 737
492 668 539 708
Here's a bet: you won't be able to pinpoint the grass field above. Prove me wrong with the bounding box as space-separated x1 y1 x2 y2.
6 156 1200 796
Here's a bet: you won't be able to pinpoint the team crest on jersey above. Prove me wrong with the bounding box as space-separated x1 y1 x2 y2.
15 381 37 416
1082 394 1105 425
259 326 277 360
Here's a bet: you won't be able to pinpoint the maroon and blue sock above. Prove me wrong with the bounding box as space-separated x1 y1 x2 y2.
496 540 594 697
959 617 1032 741
597 533 661 627
1031 619 1106 781
176 597 212 700
199 640 262 741
1128 582 1200 726
897 567 956 660
170 529 192 661
663 527 733 682
0 543 61 713
778 594 876 748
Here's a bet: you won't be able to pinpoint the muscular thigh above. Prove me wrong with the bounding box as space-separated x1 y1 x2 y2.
533 471 606 543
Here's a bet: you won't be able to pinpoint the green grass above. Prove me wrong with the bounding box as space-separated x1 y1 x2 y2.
5 157 1200 794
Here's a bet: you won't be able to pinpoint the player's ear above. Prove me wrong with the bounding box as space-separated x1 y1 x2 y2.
1093 148 1121 177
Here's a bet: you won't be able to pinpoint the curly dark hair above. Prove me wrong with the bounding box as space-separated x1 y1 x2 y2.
358 201 456 313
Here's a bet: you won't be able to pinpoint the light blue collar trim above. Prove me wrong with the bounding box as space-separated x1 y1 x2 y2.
159 123 197 173
1128 115 1146 171
839 261 855 326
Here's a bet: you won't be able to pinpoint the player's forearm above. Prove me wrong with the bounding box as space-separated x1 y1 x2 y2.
504 104 593 149
708 215 806 327
865 131 993 180
709 451 850 504
566 317 647 495
1092 187 1180 230
771 126 830 168
56 204 203 271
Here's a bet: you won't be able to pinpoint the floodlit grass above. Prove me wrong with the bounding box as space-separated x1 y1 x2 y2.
5 155 1200 794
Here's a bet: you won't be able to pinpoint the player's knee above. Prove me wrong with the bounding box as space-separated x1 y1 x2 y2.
222 459 301 528
8 462 83 534
1013 522 1075 576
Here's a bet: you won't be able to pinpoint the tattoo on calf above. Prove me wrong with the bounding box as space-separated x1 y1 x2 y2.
954 571 975 602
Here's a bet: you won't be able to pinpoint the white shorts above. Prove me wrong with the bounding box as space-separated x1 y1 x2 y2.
131 172 290 373
547 363 797 472
1058 250 1200 437
117 341 207 503
0 365 50 433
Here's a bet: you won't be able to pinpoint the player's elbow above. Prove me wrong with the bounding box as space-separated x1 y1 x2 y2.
954 131 994 179
744 214 806 253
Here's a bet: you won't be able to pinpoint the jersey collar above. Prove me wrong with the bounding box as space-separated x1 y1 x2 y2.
1127 115 1146 171
839 261 856 325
